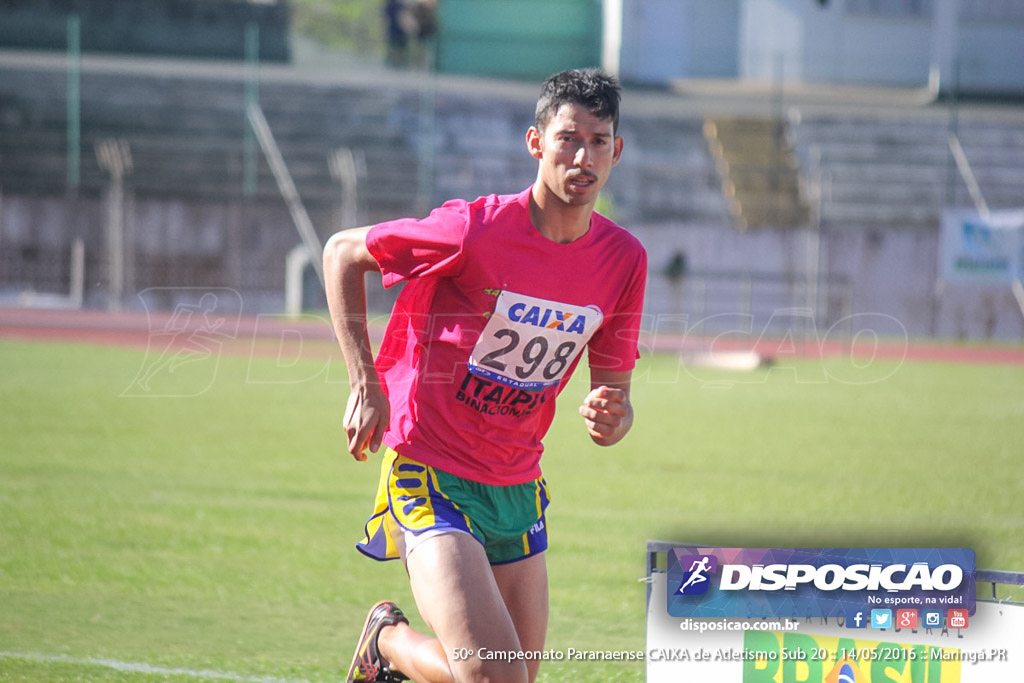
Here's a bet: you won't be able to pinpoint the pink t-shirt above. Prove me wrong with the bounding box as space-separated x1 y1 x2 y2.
366 187 647 486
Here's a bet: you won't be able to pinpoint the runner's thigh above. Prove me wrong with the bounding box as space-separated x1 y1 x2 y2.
406 532 529 683
493 553 548 683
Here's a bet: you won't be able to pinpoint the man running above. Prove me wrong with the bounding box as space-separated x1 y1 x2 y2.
323 68 647 683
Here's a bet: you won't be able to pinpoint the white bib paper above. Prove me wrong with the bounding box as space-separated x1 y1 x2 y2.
468 290 603 391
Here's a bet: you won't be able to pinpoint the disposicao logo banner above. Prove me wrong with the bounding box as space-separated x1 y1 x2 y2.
667 548 976 620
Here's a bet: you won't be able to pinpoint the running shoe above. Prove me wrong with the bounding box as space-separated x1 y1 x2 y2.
346 600 410 683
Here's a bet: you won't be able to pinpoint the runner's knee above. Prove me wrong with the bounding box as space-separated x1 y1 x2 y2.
451 655 528 683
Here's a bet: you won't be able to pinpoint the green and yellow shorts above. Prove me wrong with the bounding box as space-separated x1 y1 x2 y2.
356 448 550 565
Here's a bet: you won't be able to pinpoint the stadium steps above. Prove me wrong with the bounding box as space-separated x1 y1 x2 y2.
0 63 423 223
790 114 1024 230
4 57 1022 237
952 121 1024 208
703 116 810 230
0 57 730 228
610 117 729 224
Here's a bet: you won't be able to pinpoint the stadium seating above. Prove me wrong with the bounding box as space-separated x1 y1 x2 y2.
1 55 1022 336
789 113 1024 229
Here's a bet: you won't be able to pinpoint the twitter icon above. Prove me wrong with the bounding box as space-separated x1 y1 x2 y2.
871 609 893 629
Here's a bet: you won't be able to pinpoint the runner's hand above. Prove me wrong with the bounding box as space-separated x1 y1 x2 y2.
579 385 630 445
344 385 389 461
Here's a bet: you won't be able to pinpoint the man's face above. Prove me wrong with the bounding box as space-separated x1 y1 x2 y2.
528 102 623 208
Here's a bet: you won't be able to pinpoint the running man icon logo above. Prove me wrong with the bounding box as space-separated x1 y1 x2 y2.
675 554 718 596
122 288 242 398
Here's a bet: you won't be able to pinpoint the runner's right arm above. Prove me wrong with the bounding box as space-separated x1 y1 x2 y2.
323 227 389 461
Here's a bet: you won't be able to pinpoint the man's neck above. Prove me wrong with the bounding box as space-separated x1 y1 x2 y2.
529 187 593 244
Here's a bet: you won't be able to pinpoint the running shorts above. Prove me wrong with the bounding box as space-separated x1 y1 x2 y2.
356 448 550 565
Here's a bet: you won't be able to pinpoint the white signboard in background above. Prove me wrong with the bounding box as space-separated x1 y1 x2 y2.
648 571 1024 682
940 208 1024 285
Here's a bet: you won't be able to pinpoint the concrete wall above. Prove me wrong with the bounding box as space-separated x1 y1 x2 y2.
740 0 806 82
612 0 740 84
1 55 1022 340
0 0 290 62
614 0 1024 94
958 21 1024 94
634 221 1024 342
740 0 933 87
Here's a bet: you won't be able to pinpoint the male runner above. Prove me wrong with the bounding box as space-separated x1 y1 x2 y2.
323 68 647 683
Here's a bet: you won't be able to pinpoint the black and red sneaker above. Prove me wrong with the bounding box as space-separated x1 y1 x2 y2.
346 601 410 683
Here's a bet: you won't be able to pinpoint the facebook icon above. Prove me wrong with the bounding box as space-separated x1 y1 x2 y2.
845 608 867 629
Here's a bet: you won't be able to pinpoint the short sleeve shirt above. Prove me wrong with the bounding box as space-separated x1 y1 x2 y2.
366 187 647 485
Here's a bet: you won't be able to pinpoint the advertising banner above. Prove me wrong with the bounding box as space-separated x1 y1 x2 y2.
648 546 1022 682
666 547 976 620
648 570 1024 682
940 209 1024 285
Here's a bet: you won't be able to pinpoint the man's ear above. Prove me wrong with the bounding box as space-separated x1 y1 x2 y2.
612 135 624 166
526 126 543 160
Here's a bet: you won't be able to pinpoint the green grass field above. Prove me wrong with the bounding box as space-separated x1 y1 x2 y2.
1 339 1022 682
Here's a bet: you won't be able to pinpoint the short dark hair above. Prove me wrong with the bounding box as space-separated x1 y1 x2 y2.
534 68 621 134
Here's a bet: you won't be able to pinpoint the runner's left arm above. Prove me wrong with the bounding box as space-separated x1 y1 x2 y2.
579 369 633 447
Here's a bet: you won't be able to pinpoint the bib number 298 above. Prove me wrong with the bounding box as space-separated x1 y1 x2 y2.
468 291 602 391
477 330 577 382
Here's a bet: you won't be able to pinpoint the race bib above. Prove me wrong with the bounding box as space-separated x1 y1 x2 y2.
468 291 603 391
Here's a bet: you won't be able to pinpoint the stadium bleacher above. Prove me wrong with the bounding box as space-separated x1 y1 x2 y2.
790 113 1024 230
1 50 1023 337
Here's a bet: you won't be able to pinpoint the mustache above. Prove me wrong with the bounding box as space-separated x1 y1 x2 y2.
567 170 597 181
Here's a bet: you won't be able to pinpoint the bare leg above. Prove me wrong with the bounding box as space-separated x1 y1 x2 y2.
376 532 544 683
377 621 452 682
493 554 548 683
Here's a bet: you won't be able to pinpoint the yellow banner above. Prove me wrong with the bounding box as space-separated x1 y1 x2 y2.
741 631 962 683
